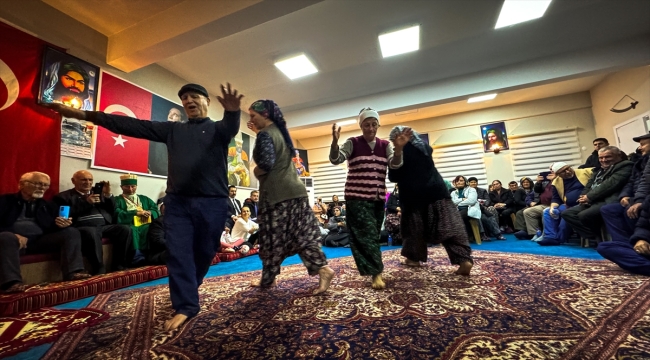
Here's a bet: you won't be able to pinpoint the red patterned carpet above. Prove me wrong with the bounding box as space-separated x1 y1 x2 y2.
43 248 650 359
0 307 108 358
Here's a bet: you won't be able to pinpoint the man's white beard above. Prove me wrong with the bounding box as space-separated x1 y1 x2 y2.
32 192 44 199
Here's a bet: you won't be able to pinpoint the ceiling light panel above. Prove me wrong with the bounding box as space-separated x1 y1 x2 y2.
337 119 357 126
274 54 318 80
495 0 552 29
467 94 497 103
378 25 420 58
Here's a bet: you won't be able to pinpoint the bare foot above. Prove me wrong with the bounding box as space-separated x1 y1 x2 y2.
164 313 188 331
455 261 473 276
250 278 277 288
401 259 421 267
313 266 335 295
371 274 386 290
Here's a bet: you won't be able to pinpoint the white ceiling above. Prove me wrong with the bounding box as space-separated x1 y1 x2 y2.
32 0 650 138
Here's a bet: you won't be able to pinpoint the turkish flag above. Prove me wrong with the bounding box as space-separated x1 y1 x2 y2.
0 22 61 196
92 73 151 173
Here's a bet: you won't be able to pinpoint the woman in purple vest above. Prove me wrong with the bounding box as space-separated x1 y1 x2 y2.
330 107 408 289
388 126 473 275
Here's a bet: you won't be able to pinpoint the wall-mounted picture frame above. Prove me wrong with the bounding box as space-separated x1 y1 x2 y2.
38 46 99 111
481 122 509 152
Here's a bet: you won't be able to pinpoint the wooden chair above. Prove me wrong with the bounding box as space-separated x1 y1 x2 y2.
469 218 481 245
510 213 517 228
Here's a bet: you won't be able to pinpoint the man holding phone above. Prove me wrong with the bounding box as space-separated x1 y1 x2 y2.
55 170 132 274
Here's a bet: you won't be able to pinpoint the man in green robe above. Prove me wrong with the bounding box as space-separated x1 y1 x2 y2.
114 174 159 265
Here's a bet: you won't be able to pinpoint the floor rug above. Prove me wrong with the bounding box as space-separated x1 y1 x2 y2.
42 248 650 359
0 307 108 358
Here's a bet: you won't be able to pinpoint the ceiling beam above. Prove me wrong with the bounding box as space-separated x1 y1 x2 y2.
106 0 325 72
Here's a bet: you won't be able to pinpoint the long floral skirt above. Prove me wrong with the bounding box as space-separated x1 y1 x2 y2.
257 197 327 287
401 198 473 264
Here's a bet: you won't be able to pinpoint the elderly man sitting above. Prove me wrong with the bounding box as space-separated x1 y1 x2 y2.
114 174 160 266
537 163 592 245
561 146 633 245
0 172 90 293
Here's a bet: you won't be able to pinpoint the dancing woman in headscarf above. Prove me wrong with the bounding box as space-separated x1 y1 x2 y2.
247 100 335 294
388 126 473 275
329 108 408 289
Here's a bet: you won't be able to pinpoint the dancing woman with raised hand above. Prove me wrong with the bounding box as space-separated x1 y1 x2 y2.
388 126 473 275
247 100 334 294
329 107 406 289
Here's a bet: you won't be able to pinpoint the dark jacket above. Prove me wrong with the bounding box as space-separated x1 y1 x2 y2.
227 197 242 219
87 110 240 198
583 160 634 204
619 154 649 204
512 188 528 210
388 143 450 209
579 150 600 169
54 188 115 226
0 193 59 233
630 194 650 245
489 189 514 209
386 193 400 214
474 187 491 206
535 180 553 206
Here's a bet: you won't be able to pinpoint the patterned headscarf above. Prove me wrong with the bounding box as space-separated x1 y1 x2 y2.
250 100 296 156
388 125 430 156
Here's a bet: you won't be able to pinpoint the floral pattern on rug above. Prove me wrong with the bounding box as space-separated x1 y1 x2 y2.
43 248 650 359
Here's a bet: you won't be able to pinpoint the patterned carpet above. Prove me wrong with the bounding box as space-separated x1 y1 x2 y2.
42 248 650 359
0 307 108 358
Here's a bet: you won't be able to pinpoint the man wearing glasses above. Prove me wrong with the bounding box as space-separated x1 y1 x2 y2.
0 172 90 293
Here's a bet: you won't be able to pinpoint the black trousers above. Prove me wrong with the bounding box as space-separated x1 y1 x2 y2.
0 228 85 288
497 208 515 228
78 224 131 273
561 203 606 240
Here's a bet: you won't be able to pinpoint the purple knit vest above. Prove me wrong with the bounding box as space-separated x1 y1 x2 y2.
344 136 389 201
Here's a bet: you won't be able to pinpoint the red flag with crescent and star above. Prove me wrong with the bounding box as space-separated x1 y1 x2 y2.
0 22 61 196
91 72 152 174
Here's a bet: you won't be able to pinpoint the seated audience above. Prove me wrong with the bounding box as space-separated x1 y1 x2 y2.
538 162 592 245
489 180 515 232
228 205 258 253
312 197 328 225
600 134 650 240
579 137 609 169
512 178 534 235
55 170 131 273
220 226 252 254
147 201 167 265
1 172 90 293
226 185 242 229
385 185 401 245
516 171 555 240
243 190 260 222
327 195 343 218
597 194 650 276
114 174 160 266
323 207 350 247
561 146 632 245
451 176 482 240
468 177 504 241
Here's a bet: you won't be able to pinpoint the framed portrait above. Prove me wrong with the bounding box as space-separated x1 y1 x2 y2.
38 46 99 111
481 122 509 152
292 149 310 177
228 132 258 189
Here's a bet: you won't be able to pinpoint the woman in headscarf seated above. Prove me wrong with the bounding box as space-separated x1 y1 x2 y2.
451 175 482 240
323 206 350 247
222 206 258 254
388 126 473 275
385 185 402 245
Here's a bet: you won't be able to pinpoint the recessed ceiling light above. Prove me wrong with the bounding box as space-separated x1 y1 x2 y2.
274 54 318 80
468 94 497 103
495 0 552 29
337 119 357 126
378 25 420 58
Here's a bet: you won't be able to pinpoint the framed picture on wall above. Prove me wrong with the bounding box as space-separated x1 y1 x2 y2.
481 122 509 152
38 46 99 111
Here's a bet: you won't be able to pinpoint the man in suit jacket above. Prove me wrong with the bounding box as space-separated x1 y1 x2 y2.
54 170 131 274
1 172 90 293
226 185 242 228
